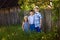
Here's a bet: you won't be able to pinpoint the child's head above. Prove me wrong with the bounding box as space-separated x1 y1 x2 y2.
29 10 34 15
24 16 28 22
34 6 39 12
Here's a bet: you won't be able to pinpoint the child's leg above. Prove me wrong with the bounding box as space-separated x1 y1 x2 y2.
30 24 32 31
35 27 41 32
30 24 35 31
33 24 35 31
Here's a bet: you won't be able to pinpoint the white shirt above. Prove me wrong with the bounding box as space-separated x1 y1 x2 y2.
28 15 34 24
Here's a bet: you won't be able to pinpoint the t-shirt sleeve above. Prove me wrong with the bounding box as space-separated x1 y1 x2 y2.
39 13 42 19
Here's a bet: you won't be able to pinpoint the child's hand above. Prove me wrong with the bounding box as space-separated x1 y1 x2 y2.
39 26 41 29
40 24 42 28
22 29 24 31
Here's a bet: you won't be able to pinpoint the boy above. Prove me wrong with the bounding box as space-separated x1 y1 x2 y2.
34 6 42 32
28 10 35 32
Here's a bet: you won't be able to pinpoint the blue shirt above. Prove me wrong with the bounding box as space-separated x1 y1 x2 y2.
28 15 34 24
34 12 42 27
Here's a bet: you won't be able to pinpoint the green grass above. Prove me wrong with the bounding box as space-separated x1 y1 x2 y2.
0 25 57 40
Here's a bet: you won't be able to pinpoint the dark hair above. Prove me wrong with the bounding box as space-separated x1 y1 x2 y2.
30 10 34 13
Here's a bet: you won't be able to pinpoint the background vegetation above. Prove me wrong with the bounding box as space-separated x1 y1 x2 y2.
0 0 60 40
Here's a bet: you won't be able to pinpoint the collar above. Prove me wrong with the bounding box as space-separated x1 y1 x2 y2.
36 12 39 13
35 12 39 14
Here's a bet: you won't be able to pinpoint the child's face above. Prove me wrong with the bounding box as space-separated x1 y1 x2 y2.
24 17 28 22
34 8 39 12
30 12 34 15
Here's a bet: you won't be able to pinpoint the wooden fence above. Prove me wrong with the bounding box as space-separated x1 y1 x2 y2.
0 7 20 25
40 9 52 32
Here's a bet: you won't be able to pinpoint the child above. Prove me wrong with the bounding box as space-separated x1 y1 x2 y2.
22 16 29 33
28 10 35 32
34 6 42 32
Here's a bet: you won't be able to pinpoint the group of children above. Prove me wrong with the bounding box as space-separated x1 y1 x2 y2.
22 6 42 33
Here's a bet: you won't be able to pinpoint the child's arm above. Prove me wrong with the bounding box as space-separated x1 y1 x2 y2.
40 19 42 28
39 13 42 28
28 22 30 29
28 17 30 29
22 22 24 31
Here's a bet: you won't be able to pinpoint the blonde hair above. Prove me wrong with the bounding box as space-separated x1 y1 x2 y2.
24 16 28 19
23 16 28 22
33 6 39 10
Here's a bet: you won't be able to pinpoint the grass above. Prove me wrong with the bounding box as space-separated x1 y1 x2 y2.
0 25 57 40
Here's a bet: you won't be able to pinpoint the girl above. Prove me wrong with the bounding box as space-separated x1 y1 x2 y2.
22 16 29 32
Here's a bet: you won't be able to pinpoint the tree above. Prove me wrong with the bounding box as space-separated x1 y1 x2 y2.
18 0 50 10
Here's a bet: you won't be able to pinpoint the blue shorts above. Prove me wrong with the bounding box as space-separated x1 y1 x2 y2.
35 27 41 32
30 24 35 31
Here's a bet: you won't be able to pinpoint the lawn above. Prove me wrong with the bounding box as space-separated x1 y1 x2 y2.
0 25 57 40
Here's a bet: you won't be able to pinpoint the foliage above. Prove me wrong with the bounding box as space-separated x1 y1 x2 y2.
18 0 50 10
52 0 60 26
0 25 58 40
51 1 60 39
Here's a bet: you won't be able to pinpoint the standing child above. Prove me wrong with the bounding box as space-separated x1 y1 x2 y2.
28 10 35 32
22 16 29 33
34 6 42 32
